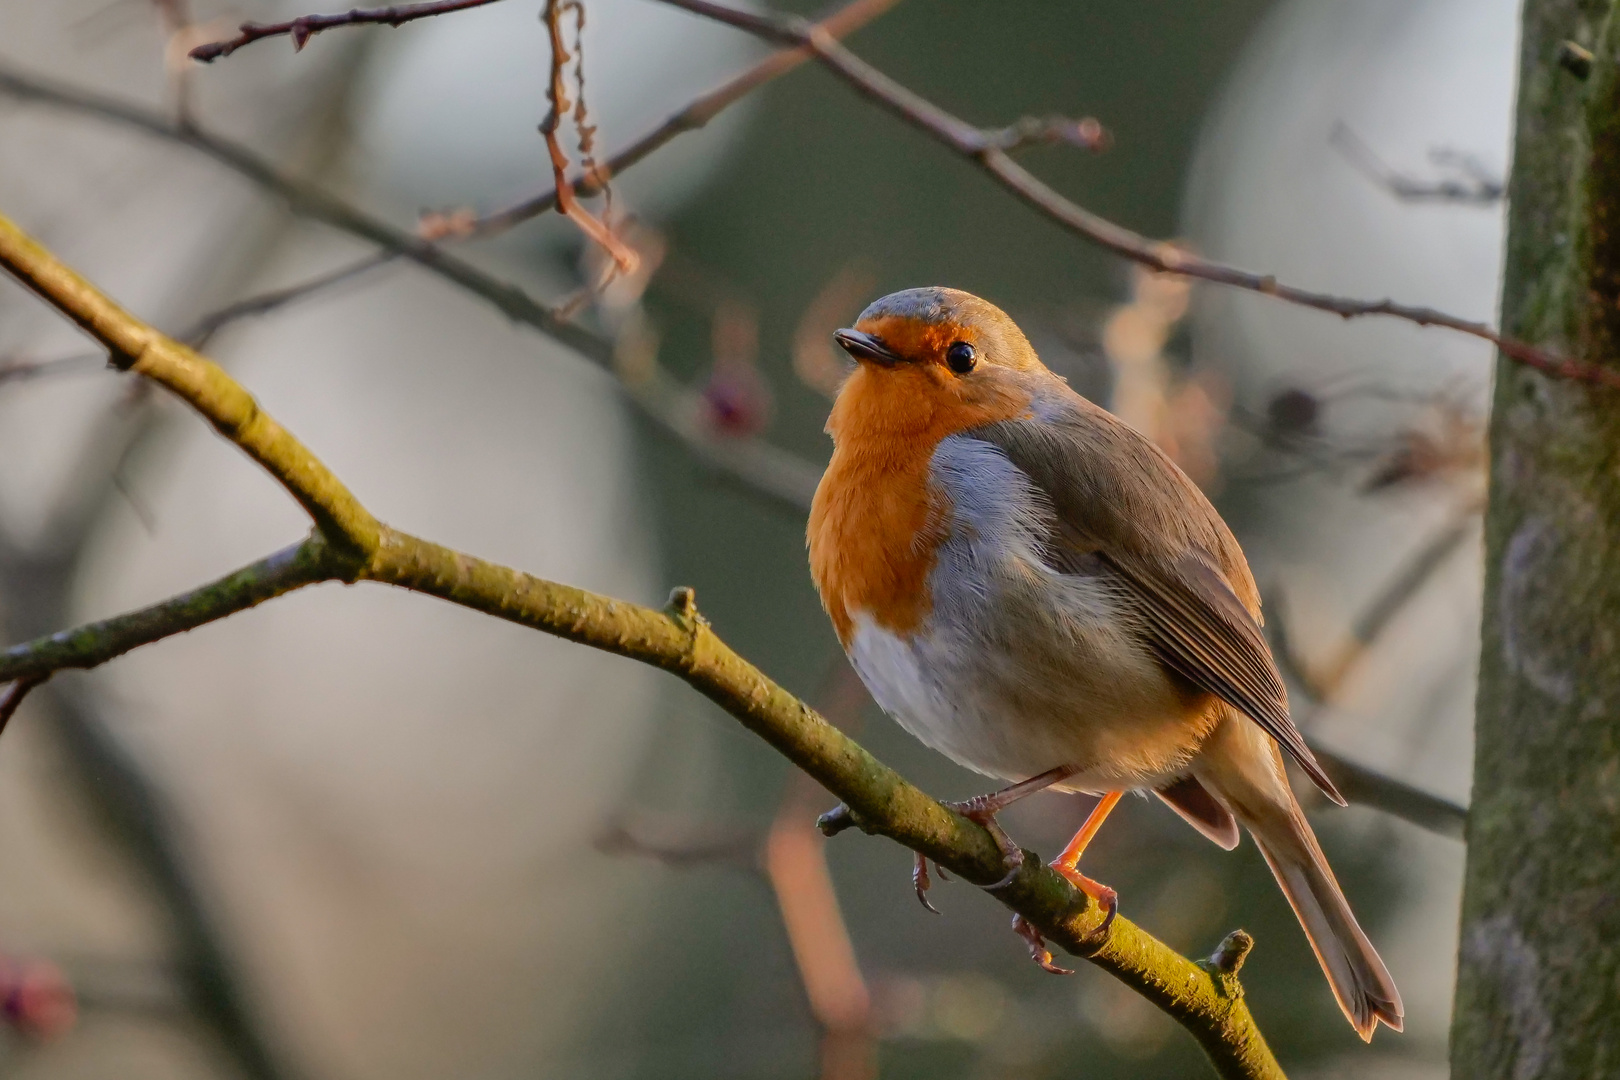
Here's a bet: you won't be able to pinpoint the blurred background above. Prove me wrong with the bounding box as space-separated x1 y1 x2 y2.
0 0 1515 1077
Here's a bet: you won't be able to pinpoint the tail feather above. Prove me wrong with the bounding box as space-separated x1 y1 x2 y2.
1248 809 1404 1040
1195 717 1403 1040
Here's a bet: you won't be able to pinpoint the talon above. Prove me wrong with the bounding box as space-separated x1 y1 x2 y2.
990 851 1025 891
913 853 942 914
1012 913 1074 975
944 796 1026 881
1053 862 1119 940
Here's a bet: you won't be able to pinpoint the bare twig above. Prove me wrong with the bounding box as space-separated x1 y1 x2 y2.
653 0 1620 391
1276 503 1482 706
605 662 873 1080
0 352 105 385
988 114 1111 154
1267 504 1481 840
469 0 901 236
0 210 1285 1080
1330 123 1505 205
1308 745 1466 841
595 817 759 867
540 0 638 275
189 0 507 62
181 252 398 347
0 675 45 739
0 62 818 514
766 662 874 1080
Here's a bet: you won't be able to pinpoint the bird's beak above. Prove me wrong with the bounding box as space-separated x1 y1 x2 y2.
833 328 900 367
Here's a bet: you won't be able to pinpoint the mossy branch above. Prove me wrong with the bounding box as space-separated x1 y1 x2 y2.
0 211 1286 1079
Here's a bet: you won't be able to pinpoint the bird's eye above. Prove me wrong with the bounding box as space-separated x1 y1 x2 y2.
945 341 977 374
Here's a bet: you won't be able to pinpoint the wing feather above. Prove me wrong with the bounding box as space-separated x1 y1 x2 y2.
969 406 1344 805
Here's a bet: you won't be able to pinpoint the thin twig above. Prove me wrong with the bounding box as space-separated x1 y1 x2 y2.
1267 503 1482 840
0 675 45 739
1330 123 1505 205
467 0 902 236
652 0 1620 391
540 0 638 274
181 252 398 347
0 62 818 514
1276 503 1482 705
1307 743 1466 841
765 662 874 1080
0 353 106 385
0 208 1286 1080
189 0 507 62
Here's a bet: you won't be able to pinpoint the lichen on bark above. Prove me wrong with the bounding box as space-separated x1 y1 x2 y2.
1453 2 1620 1076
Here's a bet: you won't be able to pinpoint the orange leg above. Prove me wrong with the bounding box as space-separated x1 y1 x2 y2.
1050 791 1123 937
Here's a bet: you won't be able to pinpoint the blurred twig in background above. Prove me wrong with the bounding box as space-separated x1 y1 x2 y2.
1330 122 1505 205
189 0 508 62
649 0 1617 389
605 663 876 1080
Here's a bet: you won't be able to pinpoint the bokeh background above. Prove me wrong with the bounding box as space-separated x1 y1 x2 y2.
0 0 1516 1077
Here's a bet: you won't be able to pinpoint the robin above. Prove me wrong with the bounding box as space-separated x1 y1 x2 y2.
807 287 1402 1040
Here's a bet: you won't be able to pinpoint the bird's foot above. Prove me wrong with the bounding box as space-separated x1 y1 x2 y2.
1011 913 1074 975
941 793 1026 887
1051 861 1119 940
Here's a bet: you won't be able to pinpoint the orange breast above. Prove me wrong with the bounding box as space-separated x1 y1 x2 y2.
808 362 1032 645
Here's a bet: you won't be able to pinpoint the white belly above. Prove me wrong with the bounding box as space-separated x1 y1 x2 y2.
846 604 1207 794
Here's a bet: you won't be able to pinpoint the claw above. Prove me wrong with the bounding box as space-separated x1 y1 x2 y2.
913 853 941 914
944 795 1026 885
1052 862 1119 941
1012 913 1074 975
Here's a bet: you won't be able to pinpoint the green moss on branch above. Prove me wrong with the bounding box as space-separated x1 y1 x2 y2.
0 538 340 683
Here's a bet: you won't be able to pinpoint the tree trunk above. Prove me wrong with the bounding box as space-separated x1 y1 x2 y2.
1453 2 1620 1076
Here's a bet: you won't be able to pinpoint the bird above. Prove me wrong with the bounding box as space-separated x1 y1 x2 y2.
806 286 1403 1040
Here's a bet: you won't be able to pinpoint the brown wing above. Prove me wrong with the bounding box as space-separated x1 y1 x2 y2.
1107 548 1344 804
970 403 1345 805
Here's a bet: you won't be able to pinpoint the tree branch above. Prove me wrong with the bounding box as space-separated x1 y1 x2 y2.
189 0 508 62
0 62 819 514
0 539 340 684
0 212 1285 1080
469 0 904 236
652 0 1620 391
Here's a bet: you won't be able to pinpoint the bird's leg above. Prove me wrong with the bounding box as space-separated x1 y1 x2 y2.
940 764 1078 889
1050 790 1123 938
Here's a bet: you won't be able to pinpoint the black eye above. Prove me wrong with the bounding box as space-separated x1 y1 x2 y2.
945 341 977 374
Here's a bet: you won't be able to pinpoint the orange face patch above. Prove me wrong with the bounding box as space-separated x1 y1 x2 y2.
807 317 1034 644
854 314 967 370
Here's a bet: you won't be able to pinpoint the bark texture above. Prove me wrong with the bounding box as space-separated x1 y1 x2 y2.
1453 3 1620 1076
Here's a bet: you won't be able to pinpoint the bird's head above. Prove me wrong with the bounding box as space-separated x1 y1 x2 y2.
827 287 1045 443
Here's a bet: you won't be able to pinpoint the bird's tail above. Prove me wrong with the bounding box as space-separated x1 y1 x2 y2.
1197 720 1403 1040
